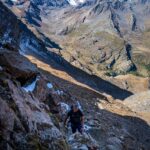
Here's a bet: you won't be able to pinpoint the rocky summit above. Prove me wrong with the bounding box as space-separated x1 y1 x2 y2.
0 0 150 150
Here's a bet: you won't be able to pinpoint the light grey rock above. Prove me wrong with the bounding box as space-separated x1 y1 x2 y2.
68 132 99 150
124 91 150 112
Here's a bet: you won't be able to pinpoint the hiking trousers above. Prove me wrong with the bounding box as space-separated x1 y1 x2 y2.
71 123 83 134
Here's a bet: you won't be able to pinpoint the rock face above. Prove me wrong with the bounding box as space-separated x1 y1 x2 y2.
0 48 69 150
0 50 38 85
0 80 68 150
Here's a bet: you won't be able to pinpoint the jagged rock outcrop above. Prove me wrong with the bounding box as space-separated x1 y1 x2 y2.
0 50 38 85
0 48 69 150
0 79 69 149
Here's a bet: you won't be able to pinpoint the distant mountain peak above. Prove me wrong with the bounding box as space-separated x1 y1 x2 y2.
6 0 90 7
67 0 86 6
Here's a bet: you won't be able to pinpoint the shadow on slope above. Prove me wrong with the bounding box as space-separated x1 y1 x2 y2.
26 50 133 100
91 109 150 149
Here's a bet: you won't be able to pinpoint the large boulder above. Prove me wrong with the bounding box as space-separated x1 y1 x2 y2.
32 76 62 114
0 50 38 85
33 76 51 102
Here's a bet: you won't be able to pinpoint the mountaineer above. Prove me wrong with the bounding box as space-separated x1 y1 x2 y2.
64 103 84 134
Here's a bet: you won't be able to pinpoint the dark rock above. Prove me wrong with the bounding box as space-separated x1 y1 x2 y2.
0 50 38 85
33 76 50 102
0 76 69 150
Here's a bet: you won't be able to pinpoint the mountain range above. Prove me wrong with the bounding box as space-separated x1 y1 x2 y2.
2 0 150 78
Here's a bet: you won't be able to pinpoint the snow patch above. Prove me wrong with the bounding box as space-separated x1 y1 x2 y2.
67 0 77 6
47 83 53 89
84 124 91 131
67 0 86 6
77 101 82 110
98 103 104 110
23 77 39 92
60 102 70 114
11 0 18 2
20 38 39 54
